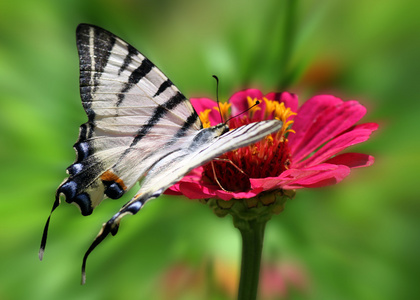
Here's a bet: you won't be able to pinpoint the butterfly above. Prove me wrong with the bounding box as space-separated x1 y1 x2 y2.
39 24 282 283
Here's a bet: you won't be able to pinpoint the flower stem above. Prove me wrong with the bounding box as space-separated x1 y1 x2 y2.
234 217 268 300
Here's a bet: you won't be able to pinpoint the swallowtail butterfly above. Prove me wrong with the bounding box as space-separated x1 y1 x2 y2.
40 24 282 283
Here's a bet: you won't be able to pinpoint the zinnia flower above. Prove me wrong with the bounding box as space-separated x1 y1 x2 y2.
166 89 377 201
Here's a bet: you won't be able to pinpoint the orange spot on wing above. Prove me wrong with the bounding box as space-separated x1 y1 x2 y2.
100 170 127 191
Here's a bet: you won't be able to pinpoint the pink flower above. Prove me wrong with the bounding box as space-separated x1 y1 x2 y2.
166 89 377 201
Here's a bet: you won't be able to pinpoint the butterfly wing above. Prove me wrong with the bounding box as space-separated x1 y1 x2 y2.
81 120 282 283
40 24 202 259
60 24 202 215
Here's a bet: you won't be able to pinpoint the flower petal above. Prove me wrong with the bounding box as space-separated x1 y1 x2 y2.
294 122 378 168
176 182 218 199
229 89 264 116
168 181 264 201
282 164 351 189
251 163 350 190
190 98 222 125
214 188 264 201
325 153 375 168
165 168 204 195
289 95 367 163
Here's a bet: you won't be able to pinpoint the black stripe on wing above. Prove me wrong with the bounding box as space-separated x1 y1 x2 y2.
118 44 139 75
117 58 154 106
130 91 188 147
77 24 116 121
172 112 202 139
154 79 173 97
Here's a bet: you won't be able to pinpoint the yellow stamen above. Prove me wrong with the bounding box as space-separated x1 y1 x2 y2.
263 97 277 119
274 102 297 136
246 96 261 119
265 135 274 147
199 109 212 128
213 102 232 122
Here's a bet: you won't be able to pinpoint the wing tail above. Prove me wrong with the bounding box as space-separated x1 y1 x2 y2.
81 189 163 284
39 192 61 261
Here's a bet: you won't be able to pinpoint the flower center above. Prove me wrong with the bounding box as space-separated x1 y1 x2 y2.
201 98 296 192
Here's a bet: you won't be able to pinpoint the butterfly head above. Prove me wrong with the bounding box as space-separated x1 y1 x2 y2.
212 123 230 136
191 123 229 151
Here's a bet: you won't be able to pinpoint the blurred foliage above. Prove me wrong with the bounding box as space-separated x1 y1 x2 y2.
0 0 419 299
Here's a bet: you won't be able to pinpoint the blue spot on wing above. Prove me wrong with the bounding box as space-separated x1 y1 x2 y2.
58 180 93 216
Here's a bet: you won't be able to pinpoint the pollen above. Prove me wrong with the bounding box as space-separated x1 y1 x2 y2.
263 97 277 119
199 109 212 128
246 97 261 119
273 101 296 137
213 102 232 122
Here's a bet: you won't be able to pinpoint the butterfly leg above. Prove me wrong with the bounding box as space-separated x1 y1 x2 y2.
213 158 248 176
210 161 229 192
210 158 249 192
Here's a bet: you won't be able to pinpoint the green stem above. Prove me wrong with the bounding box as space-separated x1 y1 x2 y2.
234 218 268 300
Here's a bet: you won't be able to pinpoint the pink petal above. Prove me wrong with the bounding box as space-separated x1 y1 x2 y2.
294 123 377 168
289 95 341 144
250 168 321 190
190 98 222 125
289 95 367 163
325 153 375 168
346 122 379 131
176 181 217 199
215 188 264 201
169 181 263 201
282 164 350 189
165 187 182 195
251 164 350 190
229 89 264 116
165 168 204 195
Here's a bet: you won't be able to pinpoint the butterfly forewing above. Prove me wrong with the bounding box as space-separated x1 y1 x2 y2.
58 24 202 215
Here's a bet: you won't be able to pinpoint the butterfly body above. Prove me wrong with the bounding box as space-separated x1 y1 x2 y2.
40 24 282 282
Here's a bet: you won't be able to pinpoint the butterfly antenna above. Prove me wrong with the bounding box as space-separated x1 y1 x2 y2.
212 75 224 123
224 100 261 124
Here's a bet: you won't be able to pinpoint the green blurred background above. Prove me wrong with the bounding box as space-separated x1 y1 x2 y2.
0 0 419 299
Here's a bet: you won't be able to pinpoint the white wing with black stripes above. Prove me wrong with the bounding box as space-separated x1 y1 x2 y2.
39 24 282 283
65 24 202 215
